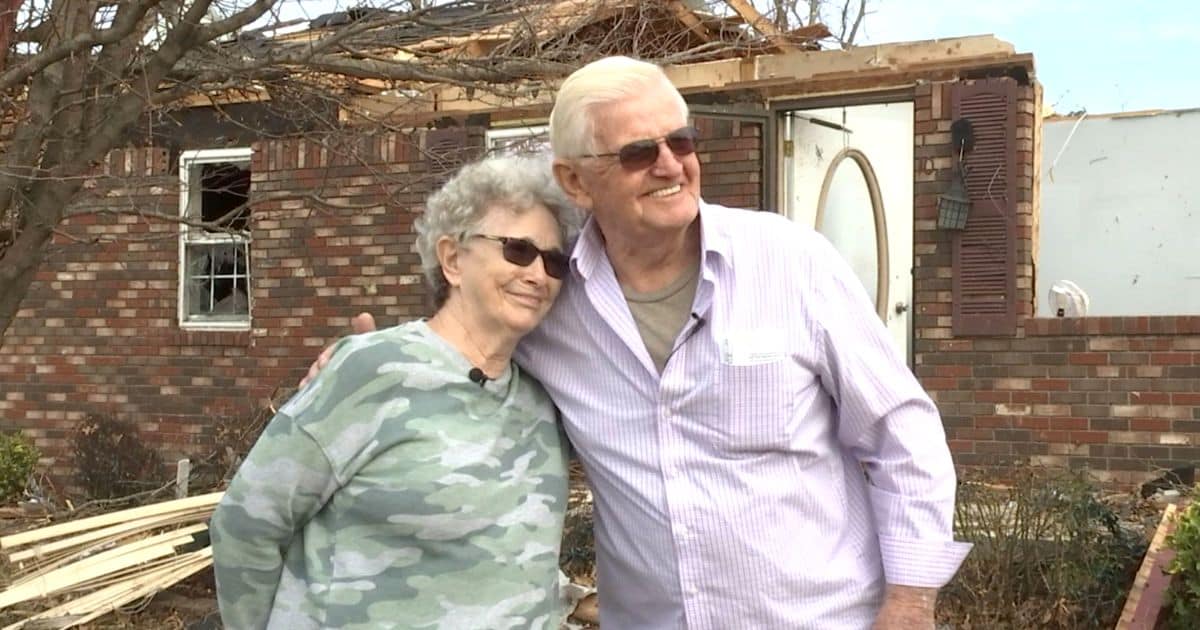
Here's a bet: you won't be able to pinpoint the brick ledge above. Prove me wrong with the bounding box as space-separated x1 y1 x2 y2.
1026 316 1200 337
163 329 252 347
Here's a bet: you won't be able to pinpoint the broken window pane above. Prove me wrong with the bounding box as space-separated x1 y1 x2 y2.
184 242 249 318
199 162 250 232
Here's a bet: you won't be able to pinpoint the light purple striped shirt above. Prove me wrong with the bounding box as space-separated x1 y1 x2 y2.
517 201 971 630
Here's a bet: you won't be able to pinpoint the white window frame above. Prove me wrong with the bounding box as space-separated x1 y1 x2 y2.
485 125 549 155
178 147 253 330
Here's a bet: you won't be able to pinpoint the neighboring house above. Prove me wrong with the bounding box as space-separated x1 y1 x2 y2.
0 0 1196 490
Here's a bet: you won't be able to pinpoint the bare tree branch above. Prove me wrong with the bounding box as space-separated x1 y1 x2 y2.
841 0 867 48
0 0 856 338
0 0 162 92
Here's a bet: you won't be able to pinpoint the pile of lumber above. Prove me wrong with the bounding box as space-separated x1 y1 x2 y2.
0 492 222 629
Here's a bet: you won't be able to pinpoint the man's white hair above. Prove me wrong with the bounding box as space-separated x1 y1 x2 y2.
548 56 689 160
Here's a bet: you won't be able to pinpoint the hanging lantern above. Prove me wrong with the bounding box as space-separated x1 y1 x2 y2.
937 166 971 230
938 118 975 231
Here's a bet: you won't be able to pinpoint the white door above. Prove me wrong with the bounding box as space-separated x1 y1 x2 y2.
783 103 914 361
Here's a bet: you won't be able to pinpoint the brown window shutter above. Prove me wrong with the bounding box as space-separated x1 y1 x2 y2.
424 127 470 187
951 79 1018 336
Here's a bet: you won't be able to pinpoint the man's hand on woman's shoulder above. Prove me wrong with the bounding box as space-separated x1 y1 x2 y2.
299 312 379 388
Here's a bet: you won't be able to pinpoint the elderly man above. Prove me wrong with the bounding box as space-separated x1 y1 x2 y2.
311 56 970 629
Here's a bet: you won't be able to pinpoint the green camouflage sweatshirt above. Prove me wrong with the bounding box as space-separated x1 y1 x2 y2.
210 321 568 630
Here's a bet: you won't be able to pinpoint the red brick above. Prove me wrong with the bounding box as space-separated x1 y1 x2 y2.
1068 431 1108 444
1152 352 1193 365
1035 430 1070 443
1033 378 1070 391
1130 418 1171 432
934 365 972 378
976 416 1013 429
922 377 957 391
975 391 1011 403
1069 353 1109 366
1130 391 1171 405
948 440 975 453
1049 417 1087 431
1015 416 1049 430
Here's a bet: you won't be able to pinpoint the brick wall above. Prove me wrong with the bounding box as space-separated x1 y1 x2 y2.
913 80 1200 487
0 117 762 489
0 134 434 483
694 116 762 209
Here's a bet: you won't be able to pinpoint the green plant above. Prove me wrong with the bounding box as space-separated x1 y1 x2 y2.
0 432 39 502
1166 495 1200 628
939 466 1146 629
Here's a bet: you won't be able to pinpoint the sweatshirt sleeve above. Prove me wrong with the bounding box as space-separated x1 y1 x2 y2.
209 407 339 630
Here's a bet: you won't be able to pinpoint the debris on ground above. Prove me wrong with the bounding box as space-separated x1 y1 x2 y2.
0 493 220 629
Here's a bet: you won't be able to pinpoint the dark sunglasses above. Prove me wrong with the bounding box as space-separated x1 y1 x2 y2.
589 126 699 171
469 234 569 280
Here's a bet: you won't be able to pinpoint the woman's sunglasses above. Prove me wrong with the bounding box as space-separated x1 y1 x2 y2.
469 234 569 280
589 126 700 171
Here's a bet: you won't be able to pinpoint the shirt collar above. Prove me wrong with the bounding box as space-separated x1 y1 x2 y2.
569 199 732 282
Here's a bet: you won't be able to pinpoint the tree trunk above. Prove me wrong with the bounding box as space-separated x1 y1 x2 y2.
0 220 52 339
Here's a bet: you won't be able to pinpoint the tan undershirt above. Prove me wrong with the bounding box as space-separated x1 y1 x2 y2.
622 264 700 373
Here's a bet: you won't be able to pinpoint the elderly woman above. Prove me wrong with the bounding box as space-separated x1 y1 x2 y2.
210 154 577 630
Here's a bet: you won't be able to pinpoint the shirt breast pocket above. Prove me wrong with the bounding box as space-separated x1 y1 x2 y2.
709 358 804 452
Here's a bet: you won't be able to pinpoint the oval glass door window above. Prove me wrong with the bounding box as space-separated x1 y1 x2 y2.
815 149 888 318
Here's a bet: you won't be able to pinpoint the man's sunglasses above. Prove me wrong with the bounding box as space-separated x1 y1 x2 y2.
468 234 569 280
588 126 700 171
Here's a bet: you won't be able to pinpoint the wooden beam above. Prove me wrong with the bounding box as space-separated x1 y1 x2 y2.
666 0 714 42
749 35 1016 85
343 35 1027 124
762 53 1035 102
723 0 798 53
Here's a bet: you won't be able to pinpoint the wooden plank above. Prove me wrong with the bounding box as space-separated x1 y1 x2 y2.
0 524 208 609
761 53 1036 101
723 0 798 53
8 509 207 564
2 548 213 630
752 35 1016 84
8 523 208 591
0 492 221 550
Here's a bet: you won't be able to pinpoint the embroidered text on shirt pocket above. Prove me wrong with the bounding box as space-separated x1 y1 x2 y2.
720 328 785 366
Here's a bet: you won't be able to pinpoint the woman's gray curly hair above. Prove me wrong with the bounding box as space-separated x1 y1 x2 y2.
415 153 579 309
